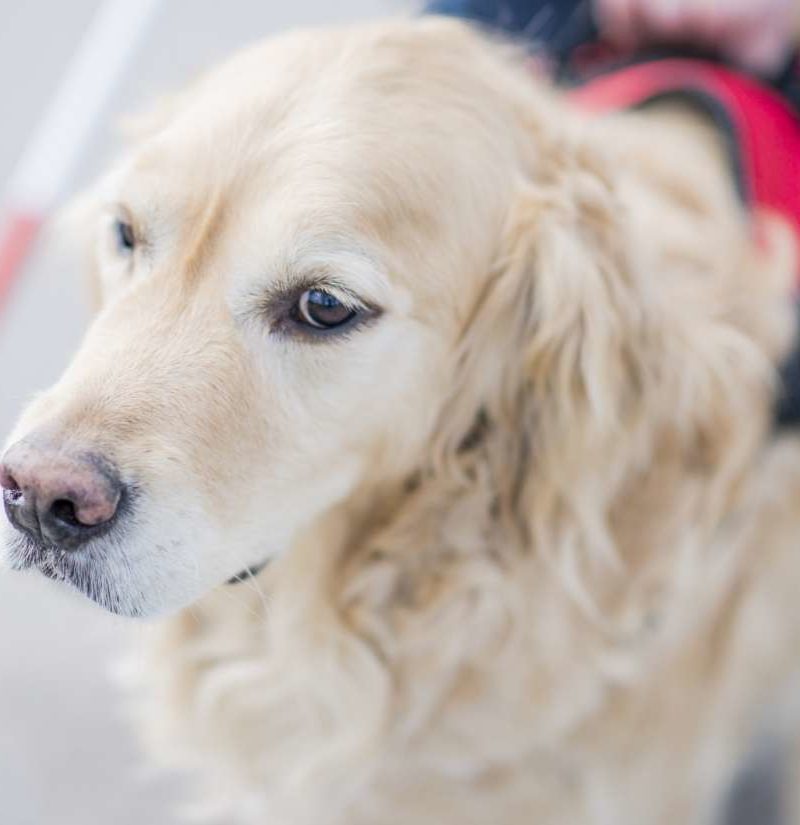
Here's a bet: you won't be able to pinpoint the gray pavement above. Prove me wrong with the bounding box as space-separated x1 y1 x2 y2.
0 2 400 823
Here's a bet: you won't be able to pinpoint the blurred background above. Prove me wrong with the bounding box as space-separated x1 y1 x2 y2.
0 2 401 823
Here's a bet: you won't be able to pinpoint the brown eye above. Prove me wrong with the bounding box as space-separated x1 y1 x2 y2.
114 219 136 254
297 289 356 330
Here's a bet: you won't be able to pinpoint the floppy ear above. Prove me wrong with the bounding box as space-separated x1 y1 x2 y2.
432 129 778 588
436 138 647 553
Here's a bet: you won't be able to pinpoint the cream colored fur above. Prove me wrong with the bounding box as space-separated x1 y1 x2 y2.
3 16 800 825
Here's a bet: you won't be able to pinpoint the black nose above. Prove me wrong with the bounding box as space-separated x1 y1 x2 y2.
1 440 123 551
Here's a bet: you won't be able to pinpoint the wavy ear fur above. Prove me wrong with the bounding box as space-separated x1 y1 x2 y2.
432 120 786 608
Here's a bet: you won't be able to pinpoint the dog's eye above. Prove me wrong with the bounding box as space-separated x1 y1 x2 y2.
296 289 357 330
114 219 136 254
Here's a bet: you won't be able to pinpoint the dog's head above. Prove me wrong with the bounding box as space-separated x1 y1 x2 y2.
0 19 791 617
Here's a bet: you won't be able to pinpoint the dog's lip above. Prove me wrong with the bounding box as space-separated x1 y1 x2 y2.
227 560 269 585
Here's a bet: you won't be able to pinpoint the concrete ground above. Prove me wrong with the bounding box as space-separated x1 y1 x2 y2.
0 2 399 823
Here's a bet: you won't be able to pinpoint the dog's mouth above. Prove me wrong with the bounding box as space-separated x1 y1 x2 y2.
6 531 143 616
8 531 78 574
4 508 271 615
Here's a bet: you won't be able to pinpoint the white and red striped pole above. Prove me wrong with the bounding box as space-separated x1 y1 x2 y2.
0 0 163 318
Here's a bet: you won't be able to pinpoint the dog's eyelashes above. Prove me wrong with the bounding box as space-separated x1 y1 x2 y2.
114 219 137 255
295 289 357 330
262 281 380 340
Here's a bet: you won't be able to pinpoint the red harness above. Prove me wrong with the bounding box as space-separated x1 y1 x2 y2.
568 59 800 247
567 58 800 424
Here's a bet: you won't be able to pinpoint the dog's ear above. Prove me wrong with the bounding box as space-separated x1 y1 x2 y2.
434 136 645 471
432 130 777 581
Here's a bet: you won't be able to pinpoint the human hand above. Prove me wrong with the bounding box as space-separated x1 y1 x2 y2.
594 0 794 74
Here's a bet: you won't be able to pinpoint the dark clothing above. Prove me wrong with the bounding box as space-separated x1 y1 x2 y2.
424 0 596 63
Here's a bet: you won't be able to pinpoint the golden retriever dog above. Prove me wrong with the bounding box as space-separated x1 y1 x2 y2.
2 16 800 825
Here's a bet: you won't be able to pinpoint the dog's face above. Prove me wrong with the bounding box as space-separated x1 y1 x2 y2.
0 22 526 616
2 20 787 619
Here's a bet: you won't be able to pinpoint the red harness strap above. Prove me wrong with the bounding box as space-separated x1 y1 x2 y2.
568 59 800 247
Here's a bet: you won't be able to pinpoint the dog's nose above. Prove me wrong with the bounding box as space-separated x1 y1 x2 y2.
0 440 123 550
